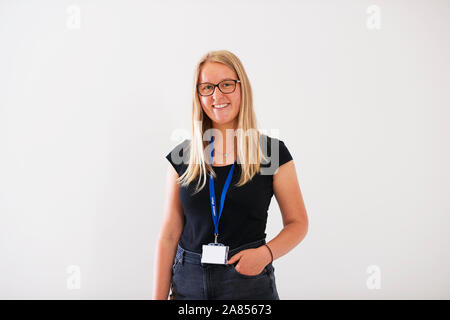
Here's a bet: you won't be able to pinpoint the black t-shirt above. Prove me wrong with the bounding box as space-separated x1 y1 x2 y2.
165 134 293 253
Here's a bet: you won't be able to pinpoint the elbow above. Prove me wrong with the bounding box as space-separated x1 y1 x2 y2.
286 214 308 242
296 220 308 242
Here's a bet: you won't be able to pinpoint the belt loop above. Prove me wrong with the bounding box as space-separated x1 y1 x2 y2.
176 244 183 265
180 248 185 265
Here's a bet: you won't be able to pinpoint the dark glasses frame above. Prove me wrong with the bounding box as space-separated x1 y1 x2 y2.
197 79 241 96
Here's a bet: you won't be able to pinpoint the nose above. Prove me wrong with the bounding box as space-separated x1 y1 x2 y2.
212 85 226 103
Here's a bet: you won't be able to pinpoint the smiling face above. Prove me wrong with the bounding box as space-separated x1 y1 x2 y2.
198 62 241 128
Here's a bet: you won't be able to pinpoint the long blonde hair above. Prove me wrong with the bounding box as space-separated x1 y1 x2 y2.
177 50 268 194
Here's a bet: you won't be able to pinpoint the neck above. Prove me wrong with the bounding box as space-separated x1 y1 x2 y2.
211 120 237 157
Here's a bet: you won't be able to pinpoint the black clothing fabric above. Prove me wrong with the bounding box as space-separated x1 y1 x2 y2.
165 134 293 253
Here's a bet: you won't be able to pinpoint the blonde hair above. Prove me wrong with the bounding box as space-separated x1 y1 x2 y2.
177 50 268 194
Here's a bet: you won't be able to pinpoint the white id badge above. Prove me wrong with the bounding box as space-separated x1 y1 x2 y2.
201 243 229 264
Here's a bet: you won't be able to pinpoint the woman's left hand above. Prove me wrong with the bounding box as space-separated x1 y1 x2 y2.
227 246 272 276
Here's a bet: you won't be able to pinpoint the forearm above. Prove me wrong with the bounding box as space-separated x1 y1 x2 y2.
260 221 308 262
152 237 179 300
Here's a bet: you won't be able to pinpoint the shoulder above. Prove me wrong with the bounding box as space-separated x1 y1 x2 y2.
259 134 293 174
259 134 286 149
165 138 191 175
167 138 191 155
259 134 292 159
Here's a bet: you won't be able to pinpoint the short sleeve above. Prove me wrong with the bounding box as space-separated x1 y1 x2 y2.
278 140 293 168
165 139 190 176
259 135 293 175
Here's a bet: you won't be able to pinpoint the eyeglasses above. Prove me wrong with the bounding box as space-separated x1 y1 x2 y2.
197 79 240 96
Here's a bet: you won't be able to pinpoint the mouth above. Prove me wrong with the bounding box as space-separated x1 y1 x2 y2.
213 103 230 109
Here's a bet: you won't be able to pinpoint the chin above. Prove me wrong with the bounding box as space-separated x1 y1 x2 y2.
213 118 239 126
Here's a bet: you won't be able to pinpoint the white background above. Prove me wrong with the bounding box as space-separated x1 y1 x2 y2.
1 0 449 299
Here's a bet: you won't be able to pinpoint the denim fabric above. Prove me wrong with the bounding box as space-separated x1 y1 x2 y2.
170 238 280 300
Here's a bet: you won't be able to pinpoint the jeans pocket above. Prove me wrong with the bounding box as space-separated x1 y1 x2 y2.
172 256 182 274
231 264 268 279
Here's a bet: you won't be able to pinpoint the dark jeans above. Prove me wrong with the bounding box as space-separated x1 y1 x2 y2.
170 238 280 300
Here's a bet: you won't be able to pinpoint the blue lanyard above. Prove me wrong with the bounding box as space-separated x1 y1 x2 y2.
208 136 235 244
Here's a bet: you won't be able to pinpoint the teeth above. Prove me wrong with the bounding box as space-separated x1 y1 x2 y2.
214 103 229 109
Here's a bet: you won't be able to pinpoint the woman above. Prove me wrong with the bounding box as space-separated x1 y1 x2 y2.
153 50 308 300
